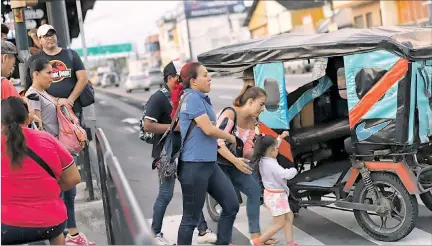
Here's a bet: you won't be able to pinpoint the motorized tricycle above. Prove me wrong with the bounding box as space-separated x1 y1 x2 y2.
198 26 432 242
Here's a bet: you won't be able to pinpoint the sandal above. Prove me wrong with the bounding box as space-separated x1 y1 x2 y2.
264 238 278 245
285 241 298 246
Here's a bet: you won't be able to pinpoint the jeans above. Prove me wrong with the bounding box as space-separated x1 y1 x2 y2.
1 221 66 245
219 164 262 233
151 176 209 234
177 161 239 245
61 186 77 229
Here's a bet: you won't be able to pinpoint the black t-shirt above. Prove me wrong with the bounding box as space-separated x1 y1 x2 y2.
27 49 86 113
145 89 172 158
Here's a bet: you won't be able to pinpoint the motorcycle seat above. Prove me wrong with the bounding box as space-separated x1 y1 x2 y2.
290 118 350 146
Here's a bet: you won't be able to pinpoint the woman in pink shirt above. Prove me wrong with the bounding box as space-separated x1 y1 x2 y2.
1 96 81 245
216 85 274 244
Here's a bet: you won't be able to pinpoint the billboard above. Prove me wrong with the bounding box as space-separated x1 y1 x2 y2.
184 0 246 19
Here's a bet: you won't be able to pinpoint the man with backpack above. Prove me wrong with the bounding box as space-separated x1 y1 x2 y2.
26 24 95 246
141 61 217 245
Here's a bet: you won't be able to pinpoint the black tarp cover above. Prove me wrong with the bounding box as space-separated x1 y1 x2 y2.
197 26 432 73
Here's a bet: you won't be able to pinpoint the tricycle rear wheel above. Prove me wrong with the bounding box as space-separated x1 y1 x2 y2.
419 191 432 211
353 172 418 242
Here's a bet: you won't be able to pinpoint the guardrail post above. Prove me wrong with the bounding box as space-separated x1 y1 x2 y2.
83 145 95 201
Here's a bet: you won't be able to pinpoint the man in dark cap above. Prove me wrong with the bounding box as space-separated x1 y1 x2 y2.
142 61 217 245
1 40 23 99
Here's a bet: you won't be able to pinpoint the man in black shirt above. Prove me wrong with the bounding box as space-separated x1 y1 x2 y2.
144 61 216 245
26 24 88 114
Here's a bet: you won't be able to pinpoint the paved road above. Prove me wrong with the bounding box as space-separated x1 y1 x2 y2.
94 75 432 245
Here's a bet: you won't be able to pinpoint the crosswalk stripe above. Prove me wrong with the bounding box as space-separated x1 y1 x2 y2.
235 206 325 245
150 203 431 245
308 205 430 245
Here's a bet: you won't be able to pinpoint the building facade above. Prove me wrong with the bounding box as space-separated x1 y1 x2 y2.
334 0 430 28
158 0 249 64
244 0 326 38
144 34 161 68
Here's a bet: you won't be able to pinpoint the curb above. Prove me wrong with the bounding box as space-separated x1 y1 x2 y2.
95 88 147 110
75 181 108 245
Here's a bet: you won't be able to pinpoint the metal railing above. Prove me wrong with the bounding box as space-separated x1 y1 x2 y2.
95 128 154 245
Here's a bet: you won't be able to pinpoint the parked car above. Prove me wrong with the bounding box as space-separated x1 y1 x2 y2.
148 67 164 88
125 68 164 93
125 72 152 93
100 72 120 88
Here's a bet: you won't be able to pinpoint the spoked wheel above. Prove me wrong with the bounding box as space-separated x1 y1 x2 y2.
353 172 418 242
206 194 221 222
420 191 432 211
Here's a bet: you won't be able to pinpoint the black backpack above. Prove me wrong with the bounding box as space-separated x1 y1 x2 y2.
139 87 172 143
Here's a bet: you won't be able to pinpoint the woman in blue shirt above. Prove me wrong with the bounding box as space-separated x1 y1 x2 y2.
175 62 244 245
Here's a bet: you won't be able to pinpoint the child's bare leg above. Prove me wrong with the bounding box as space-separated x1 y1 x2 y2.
256 215 285 244
284 212 294 245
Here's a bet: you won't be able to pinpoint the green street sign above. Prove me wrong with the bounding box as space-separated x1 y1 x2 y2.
75 43 133 56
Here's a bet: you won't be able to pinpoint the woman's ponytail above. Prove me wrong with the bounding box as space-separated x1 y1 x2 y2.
5 121 28 168
2 97 30 168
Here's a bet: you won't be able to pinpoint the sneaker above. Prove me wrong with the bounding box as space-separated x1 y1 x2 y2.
65 232 96 245
154 233 170 245
196 229 217 244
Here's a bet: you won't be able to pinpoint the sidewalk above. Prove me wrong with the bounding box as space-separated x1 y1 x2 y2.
75 181 107 245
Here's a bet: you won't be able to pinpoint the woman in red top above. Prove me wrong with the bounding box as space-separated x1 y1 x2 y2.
1 96 81 245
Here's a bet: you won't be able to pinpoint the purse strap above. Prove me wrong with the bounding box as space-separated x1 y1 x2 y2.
27 148 56 179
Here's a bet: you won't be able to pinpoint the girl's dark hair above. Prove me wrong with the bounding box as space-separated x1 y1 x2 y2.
25 58 50 92
1 97 29 168
233 85 267 107
252 135 277 169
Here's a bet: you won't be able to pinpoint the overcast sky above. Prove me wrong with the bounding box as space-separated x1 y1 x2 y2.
70 0 253 53
70 1 178 52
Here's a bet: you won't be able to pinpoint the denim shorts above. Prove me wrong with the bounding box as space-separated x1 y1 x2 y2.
1 221 66 245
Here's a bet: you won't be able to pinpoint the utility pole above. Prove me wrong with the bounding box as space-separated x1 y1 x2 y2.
46 0 70 48
76 0 88 66
10 1 30 88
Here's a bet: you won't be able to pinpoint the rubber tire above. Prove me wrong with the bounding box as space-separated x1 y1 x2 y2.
420 191 432 211
353 172 418 242
206 194 220 222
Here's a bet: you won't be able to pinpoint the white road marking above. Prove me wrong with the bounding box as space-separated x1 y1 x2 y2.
133 126 141 131
121 118 140 125
123 126 136 133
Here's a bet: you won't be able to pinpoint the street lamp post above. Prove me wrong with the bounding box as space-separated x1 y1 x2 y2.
46 0 70 48
10 1 30 88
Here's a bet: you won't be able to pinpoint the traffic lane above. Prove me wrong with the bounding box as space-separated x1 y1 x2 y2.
94 92 184 218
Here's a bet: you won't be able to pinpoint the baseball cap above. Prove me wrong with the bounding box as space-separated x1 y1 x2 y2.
37 24 56 38
163 61 182 81
1 40 24 62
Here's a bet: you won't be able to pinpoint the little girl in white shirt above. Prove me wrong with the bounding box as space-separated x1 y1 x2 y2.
251 132 298 246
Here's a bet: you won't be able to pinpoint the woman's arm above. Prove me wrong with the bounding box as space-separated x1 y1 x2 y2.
194 114 236 144
59 163 81 191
